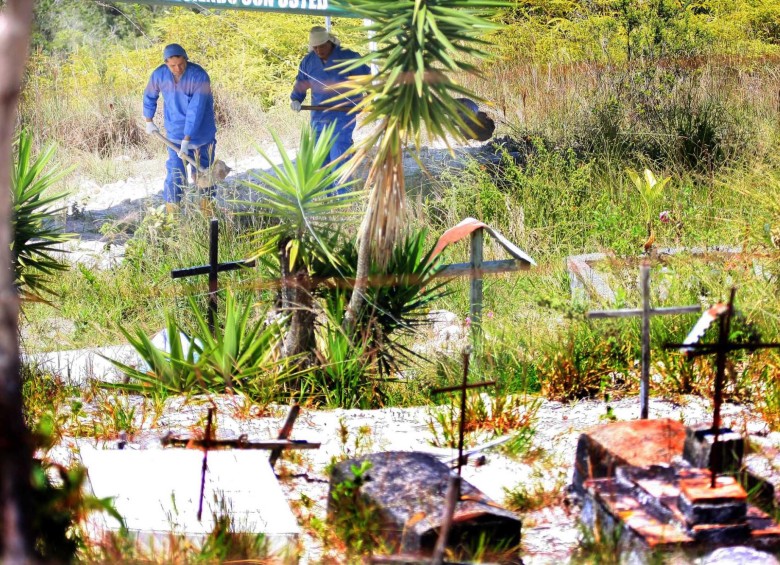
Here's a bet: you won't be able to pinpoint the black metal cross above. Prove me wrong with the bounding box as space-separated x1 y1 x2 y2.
665 287 780 487
430 346 495 565
171 218 255 335
588 262 700 419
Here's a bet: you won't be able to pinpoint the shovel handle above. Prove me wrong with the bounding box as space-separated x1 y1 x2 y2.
300 104 354 113
153 131 206 173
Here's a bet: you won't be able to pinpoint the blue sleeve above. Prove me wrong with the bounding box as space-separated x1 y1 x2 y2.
349 56 370 78
291 57 310 102
142 70 160 119
183 69 212 139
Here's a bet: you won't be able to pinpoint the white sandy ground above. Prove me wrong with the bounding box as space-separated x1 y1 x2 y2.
29 135 780 564
45 392 780 564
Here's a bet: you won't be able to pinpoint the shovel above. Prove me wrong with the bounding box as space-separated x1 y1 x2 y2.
301 102 494 141
153 131 231 189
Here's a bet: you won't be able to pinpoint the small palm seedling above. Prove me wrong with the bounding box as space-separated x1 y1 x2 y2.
626 167 671 253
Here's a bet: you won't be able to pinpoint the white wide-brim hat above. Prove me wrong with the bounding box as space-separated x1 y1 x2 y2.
309 26 333 49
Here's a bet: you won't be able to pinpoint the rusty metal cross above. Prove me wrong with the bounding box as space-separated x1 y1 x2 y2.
171 218 255 335
161 404 320 520
587 262 700 419
666 287 780 487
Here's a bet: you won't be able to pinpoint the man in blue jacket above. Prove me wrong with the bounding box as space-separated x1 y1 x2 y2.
143 43 217 204
290 26 370 189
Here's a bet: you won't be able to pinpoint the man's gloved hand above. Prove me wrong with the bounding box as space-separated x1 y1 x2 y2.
290 100 302 112
145 121 159 135
178 139 191 158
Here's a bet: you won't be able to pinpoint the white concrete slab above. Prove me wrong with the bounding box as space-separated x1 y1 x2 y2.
25 344 141 386
79 447 300 556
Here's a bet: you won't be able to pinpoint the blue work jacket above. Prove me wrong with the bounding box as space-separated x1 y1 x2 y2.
290 46 370 131
143 62 217 145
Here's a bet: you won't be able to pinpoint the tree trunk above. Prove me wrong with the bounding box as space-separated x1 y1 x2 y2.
0 1 36 561
343 221 372 334
344 144 405 334
279 241 316 365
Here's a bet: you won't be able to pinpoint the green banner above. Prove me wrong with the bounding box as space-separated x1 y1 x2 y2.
115 0 354 17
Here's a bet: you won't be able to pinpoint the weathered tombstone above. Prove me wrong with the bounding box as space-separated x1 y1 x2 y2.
587 262 700 419
665 288 780 486
332 348 520 562
330 451 521 556
574 289 780 557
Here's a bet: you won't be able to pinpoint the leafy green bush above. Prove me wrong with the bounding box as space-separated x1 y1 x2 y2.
31 413 124 561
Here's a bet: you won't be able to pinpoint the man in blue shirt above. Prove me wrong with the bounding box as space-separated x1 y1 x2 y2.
143 43 217 204
290 26 370 189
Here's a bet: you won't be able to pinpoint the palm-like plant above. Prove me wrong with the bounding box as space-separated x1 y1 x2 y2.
105 292 289 399
316 229 450 377
12 130 74 302
242 124 364 360
335 0 504 331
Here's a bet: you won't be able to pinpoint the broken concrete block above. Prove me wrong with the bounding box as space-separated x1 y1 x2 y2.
572 419 686 492
328 451 521 555
683 425 744 474
678 472 747 527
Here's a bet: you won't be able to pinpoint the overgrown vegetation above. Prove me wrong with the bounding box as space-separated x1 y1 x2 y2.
12 0 780 561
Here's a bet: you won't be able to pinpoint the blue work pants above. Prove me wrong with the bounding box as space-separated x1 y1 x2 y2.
164 139 217 203
313 122 354 196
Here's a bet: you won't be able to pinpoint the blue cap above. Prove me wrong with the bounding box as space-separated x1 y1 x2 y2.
455 98 479 114
163 43 188 61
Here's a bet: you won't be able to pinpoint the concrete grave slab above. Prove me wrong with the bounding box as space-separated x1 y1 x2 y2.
566 253 616 303
25 344 141 386
80 447 300 556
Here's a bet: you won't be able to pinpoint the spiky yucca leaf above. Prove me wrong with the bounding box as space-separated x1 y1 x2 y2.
242 123 363 269
12 130 75 302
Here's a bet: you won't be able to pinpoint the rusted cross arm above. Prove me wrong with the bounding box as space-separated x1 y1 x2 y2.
664 342 780 357
161 435 320 450
431 380 496 395
435 259 531 279
588 305 701 318
171 259 255 279
371 557 494 565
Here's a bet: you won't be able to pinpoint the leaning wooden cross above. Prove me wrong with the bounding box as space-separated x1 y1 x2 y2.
161 403 319 521
587 262 700 419
171 217 255 336
665 288 780 487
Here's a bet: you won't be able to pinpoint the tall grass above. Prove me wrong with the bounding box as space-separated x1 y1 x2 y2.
17 5 780 425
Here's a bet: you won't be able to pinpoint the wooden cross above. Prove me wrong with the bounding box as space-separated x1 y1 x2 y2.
587 262 700 419
161 404 320 520
665 287 780 487
171 218 255 335
430 346 495 565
